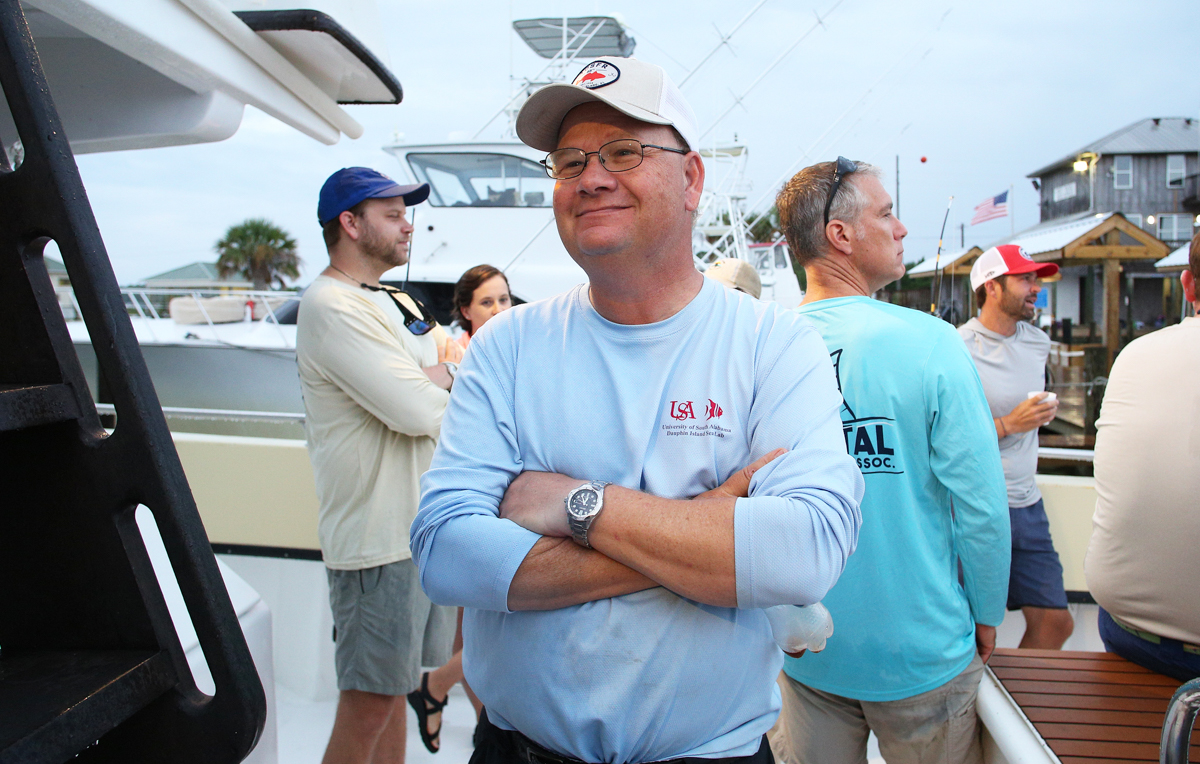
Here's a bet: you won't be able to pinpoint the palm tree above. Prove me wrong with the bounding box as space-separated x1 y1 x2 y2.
215 218 301 290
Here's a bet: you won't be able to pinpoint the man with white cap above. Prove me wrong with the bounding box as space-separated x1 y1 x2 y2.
411 57 863 764
960 245 1073 650
299 167 465 764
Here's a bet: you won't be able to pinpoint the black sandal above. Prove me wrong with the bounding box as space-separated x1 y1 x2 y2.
407 672 449 753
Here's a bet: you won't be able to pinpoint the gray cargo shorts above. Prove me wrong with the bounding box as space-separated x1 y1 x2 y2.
326 558 456 696
769 655 985 764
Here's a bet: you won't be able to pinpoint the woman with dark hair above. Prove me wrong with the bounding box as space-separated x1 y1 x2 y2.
407 264 512 752
451 264 512 347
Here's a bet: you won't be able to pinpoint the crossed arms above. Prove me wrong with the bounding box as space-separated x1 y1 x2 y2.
410 317 864 616
499 452 780 610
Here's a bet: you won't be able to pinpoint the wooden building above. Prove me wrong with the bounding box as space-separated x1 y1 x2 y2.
1027 117 1199 248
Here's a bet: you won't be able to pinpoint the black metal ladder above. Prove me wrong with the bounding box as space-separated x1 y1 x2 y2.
0 2 266 761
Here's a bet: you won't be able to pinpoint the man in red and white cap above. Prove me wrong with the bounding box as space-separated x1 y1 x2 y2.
960 245 1074 650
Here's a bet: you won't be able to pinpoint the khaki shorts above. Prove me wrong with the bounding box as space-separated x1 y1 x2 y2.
769 655 985 764
326 559 456 696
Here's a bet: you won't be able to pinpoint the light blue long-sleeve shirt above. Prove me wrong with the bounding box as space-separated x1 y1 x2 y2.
785 297 1009 701
412 279 863 763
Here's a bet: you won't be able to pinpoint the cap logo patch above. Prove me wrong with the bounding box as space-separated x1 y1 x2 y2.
574 61 620 89
1018 247 1032 261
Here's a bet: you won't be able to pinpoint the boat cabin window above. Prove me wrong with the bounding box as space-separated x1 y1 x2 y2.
753 248 773 274
407 153 554 207
774 244 788 271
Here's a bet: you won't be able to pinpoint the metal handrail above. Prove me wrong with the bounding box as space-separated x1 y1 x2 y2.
1160 678 1200 764
57 286 300 346
94 403 305 425
1037 447 1094 462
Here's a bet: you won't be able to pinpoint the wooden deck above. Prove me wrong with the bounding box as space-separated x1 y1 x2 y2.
989 648 1197 763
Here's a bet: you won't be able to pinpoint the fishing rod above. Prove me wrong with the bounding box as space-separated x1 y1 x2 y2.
708 45 933 259
699 0 845 142
727 7 948 250
678 0 771 87
931 196 954 317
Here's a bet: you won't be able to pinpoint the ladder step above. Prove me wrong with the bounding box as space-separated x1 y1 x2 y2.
0 384 81 432
0 649 176 763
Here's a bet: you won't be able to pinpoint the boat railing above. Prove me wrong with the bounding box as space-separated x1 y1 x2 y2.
58 285 300 346
95 403 305 425
1160 678 1200 764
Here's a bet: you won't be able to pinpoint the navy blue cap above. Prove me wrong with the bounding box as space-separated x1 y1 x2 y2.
318 167 430 226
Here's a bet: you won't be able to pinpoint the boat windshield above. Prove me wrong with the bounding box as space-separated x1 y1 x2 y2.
407 153 554 207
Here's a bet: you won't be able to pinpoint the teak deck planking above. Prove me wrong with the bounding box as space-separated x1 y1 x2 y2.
989 648 1196 763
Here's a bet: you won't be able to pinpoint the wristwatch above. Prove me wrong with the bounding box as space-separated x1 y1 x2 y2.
565 480 611 548
443 361 458 387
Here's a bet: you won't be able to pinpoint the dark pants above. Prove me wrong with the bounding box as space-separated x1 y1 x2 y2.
470 708 775 764
1098 608 1200 683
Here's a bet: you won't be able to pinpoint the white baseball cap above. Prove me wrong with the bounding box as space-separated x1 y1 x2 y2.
516 56 699 153
704 259 762 299
969 244 1060 292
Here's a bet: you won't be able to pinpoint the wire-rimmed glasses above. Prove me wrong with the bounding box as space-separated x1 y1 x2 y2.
541 139 688 180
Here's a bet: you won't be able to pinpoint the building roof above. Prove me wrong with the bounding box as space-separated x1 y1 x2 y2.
137 261 251 287
906 247 982 278
977 211 1170 265
1157 241 1191 271
45 256 67 274
1027 117 1199 178
997 212 1117 257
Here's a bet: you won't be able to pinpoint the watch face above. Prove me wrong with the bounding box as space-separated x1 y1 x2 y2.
568 488 599 518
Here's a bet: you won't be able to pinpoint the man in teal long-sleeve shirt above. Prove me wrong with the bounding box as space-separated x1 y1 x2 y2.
769 158 1009 764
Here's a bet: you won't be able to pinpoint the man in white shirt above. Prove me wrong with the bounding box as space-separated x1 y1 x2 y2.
412 57 863 764
959 245 1073 649
299 167 464 764
1085 232 1200 681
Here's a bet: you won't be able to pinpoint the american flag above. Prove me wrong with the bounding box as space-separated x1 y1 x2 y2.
971 191 1009 225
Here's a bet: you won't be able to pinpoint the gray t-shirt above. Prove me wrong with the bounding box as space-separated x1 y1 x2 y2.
958 317 1050 507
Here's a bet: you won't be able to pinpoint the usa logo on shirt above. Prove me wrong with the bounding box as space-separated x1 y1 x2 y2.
662 399 730 439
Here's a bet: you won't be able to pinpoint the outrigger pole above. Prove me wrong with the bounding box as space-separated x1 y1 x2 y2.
931 195 954 316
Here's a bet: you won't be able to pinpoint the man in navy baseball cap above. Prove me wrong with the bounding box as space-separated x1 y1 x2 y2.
317 166 430 227
303 165 465 764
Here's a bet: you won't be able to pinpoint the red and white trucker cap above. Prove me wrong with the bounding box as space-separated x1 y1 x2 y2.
969 244 1060 292
516 56 699 153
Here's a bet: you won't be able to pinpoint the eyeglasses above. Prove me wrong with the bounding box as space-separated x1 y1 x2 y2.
541 139 688 180
362 284 436 335
823 156 859 226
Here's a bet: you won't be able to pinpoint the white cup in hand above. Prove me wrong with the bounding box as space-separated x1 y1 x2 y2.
1028 391 1057 403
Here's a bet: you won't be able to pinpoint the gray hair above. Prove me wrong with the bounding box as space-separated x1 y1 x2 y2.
776 161 882 267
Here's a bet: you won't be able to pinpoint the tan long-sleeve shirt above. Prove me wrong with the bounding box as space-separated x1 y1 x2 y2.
297 276 450 569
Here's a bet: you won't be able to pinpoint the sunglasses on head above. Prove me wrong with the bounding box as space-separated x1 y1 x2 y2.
823 156 859 227
362 284 436 335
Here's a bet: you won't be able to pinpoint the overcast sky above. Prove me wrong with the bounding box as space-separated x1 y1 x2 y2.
72 0 1200 286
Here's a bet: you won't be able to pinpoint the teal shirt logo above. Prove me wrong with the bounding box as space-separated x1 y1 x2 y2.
832 348 903 475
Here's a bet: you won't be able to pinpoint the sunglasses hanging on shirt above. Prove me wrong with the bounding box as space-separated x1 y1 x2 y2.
360 283 436 336
329 265 437 336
